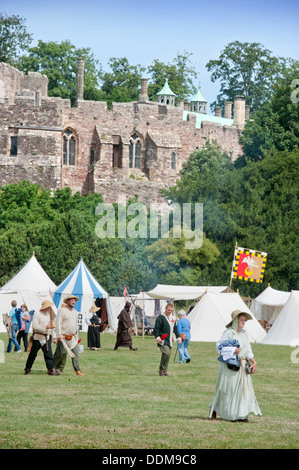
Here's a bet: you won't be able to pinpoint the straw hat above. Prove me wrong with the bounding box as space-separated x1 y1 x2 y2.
89 305 99 313
40 300 54 311
226 309 253 328
63 294 79 303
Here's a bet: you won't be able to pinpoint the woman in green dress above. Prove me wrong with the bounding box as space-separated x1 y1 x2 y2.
209 310 262 422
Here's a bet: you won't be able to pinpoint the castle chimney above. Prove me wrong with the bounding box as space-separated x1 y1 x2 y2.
139 78 149 102
224 101 232 119
177 100 185 109
215 106 222 117
76 57 85 103
233 95 245 128
245 104 250 120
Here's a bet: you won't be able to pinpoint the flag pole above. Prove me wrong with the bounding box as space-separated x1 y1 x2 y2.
230 241 238 288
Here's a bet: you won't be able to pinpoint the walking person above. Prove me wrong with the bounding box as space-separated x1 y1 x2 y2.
16 304 32 352
24 300 56 375
209 310 262 422
53 295 84 376
85 305 101 350
114 301 137 351
154 303 181 376
176 309 191 363
7 300 21 353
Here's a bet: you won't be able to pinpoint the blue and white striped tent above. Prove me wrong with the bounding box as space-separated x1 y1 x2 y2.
53 258 116 332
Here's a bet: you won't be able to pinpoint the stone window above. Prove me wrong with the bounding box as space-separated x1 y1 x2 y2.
129 133 142 169
90 149 95 165
171 152 176 170
10 136 18 156
62 128 77 166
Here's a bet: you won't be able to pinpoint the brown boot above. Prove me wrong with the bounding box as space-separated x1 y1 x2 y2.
159 369 164 376
24 368 31 375
76 370 85 376
47 369 58 376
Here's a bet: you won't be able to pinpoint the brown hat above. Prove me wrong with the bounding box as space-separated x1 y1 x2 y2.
89 305 99 313
63 294 79 303
40 300 54 311
226 309 253 328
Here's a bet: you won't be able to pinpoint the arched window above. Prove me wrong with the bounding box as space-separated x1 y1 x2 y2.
129 133 142 169
171 152 176 170
63 128 77 166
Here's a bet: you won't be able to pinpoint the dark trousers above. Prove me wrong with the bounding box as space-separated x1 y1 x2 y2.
16 331 29 351
26 339 53 371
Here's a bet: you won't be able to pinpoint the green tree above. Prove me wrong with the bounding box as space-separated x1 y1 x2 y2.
146 228 219 285
239 62 299 161
164 144 299 295
147 51 198 101
17 40 103 104
206 41 287 112
100 57 145 107
0 12 32 64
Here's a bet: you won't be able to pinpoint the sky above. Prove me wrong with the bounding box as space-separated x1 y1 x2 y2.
1 0 298 110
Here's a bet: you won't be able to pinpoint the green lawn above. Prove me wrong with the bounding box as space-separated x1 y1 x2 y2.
0 332 298 449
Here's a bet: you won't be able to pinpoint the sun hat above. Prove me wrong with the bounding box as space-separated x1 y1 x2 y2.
89 305 99 313
63 294 79 303
225 309 253 328
40 300 54 311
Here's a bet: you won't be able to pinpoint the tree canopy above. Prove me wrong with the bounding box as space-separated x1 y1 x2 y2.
17 40 104 105
206 41 289 112
0 12 32 64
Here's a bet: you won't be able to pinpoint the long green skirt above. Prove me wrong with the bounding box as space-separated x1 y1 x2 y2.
209 362 262 421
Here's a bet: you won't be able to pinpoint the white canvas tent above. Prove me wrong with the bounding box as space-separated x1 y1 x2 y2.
0 254 57 333
187 292 266 343
146 284 229 301
109 293 168 329
260 291 299 346
53 258 116 333
250 286 290 325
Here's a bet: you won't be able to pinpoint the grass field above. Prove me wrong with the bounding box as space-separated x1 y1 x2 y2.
0 331 298 449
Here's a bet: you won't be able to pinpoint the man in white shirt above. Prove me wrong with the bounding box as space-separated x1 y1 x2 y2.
53 295 84 376
24 300 56 375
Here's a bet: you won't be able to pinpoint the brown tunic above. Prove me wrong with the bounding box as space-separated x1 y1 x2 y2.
114 303 133 349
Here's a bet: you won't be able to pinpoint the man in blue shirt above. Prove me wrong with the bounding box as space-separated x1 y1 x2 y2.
7 300 22 353
176 309 191 363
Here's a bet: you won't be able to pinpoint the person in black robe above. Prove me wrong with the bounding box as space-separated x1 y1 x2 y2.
86 305 101 350
114 301 137 351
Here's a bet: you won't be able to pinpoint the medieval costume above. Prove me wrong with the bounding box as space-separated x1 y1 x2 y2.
53 295 84 376
154 306 180 376
86 305 101 350
114 301 136 350
24 300 56 375
209 310 262 421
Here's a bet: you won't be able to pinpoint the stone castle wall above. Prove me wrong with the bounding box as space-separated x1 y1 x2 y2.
0 62 244 205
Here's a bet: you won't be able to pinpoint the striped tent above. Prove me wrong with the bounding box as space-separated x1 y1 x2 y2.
53 258 116 333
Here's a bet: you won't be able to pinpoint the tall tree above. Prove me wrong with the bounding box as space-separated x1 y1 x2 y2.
239 61 299 161
206 41 287 112
147 51 198 101
0 12 32 64
17 40 104 104
100 57 145 107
